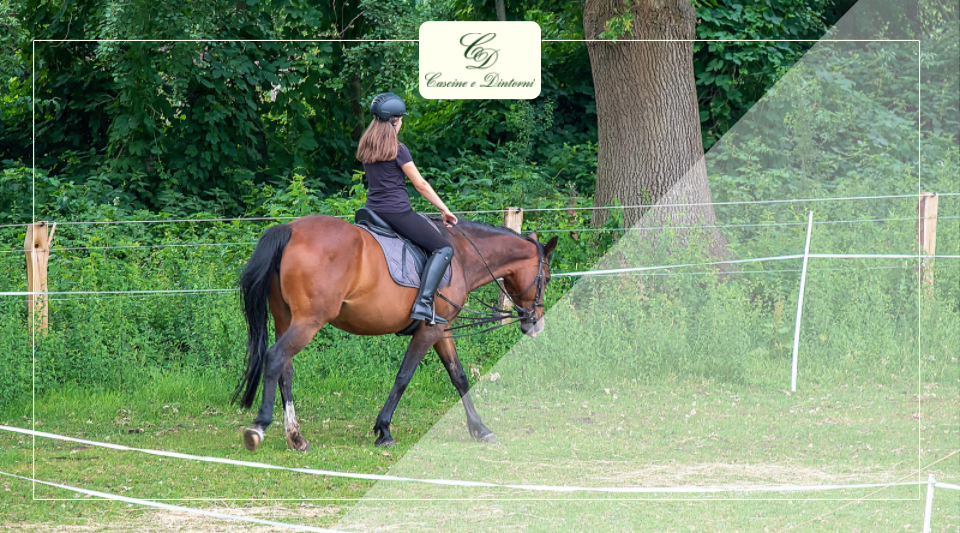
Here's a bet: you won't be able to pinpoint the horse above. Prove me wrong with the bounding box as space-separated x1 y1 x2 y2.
233 212 558 451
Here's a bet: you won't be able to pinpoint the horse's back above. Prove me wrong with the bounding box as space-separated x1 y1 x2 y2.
287 214 361 255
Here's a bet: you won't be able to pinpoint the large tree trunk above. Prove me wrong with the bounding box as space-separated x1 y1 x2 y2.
583 0 728 259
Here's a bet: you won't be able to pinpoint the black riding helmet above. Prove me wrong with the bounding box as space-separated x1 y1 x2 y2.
370 92 409 122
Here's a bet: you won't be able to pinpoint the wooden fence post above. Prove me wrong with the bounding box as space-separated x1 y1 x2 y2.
919 193 938 285
499 207 523 323
25 221 55 335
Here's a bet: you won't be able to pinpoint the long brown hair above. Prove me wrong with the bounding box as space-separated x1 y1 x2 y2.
356 118 399 164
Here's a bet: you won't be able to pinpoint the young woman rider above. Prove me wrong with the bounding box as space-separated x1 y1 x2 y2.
355 92 458 325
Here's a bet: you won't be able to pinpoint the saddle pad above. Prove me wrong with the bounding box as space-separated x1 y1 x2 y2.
357 225 452 290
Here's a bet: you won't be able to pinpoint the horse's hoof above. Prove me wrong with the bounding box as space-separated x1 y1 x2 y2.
286 435 312 452
476 432 498 444
243 427 264 452
375 437 397 447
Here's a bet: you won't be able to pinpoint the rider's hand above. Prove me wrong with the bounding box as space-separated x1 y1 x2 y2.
441 210 458 228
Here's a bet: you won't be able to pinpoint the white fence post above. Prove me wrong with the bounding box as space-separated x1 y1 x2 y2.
923 474 936 533
791 211 814 392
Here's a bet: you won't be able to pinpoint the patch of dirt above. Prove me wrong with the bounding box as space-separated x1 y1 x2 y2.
13 504 344 532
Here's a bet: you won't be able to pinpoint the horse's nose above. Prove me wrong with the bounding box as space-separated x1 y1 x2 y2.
524 317 544 338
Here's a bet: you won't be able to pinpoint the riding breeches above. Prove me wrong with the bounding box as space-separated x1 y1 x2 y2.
373 208 451 252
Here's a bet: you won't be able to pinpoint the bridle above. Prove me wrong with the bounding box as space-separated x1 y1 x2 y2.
435 223 548 338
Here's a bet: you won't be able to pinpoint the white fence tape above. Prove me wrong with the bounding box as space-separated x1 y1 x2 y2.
934 482 960 491
0 425 927 495
1 253 958 296
0 470 352 533
0 288 238 297
553 253 958 278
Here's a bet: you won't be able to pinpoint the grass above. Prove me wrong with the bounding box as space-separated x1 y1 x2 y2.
0 369 956 531
0 368 457 529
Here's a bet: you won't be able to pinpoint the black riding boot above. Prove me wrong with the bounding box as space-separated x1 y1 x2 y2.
411 246 453 325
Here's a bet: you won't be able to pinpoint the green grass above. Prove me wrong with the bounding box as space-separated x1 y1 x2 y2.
1 371 956 531
0 368 458 528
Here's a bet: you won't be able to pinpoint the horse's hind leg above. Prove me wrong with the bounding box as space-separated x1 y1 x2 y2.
280 363 311 451
243 321 321 452
265 280 310 451
433 336 497 443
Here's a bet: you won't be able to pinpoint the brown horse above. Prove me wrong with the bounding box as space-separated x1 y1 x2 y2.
233 213 558 451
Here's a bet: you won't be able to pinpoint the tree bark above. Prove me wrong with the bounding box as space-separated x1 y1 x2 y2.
583 0 728 260
496 0 506 21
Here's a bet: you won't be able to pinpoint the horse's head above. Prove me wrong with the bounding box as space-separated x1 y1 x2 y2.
505 233 558 338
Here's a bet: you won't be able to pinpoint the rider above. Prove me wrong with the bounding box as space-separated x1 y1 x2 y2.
356 92 459 325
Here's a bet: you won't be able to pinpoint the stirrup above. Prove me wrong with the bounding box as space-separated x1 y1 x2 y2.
411 302 448 325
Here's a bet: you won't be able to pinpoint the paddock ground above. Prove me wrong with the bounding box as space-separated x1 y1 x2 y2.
1 375 956 532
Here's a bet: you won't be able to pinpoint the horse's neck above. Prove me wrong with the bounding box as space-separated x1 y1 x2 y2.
457 232 532 293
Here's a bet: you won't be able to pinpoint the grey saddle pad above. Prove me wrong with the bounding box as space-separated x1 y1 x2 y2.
356 225 452 290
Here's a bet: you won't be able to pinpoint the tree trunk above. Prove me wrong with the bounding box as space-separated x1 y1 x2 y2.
583 0 728 260
495 0 506 21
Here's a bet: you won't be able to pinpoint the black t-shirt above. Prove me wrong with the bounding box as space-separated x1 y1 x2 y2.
363 142 413 213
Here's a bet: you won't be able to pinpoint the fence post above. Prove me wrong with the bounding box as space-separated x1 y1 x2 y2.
919 193 938 285
24 221 54 336
791 212 813 392
923 474 936 533
499 207 523 323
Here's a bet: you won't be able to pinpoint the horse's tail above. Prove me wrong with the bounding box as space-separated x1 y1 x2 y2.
233 223 293 409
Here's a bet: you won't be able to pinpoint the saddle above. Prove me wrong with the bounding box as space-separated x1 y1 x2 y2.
354 208 452 335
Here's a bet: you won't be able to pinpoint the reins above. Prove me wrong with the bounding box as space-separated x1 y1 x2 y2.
435 223 546 339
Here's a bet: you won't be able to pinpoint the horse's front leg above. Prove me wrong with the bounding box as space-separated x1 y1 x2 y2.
373 329 436 446
433 336 497 443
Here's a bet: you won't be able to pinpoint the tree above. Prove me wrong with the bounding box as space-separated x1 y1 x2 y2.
583 0 728 258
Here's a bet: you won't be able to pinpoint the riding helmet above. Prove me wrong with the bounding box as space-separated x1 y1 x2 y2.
370 92 409 122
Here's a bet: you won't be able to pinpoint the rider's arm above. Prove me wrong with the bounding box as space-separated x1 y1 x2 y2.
402 161 452 214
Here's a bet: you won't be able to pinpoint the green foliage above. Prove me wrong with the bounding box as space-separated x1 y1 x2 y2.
691 0 840 150
503 98 555 168
1 0 425 214
3 0 880 211
597 0 635 42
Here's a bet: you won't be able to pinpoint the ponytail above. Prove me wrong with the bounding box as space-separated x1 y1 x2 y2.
356 118 399 164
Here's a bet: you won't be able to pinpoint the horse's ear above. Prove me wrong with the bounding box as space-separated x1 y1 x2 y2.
528 232 538 241
544 236 558 256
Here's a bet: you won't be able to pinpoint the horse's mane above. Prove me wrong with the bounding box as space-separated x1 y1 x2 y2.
425 215 542 250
